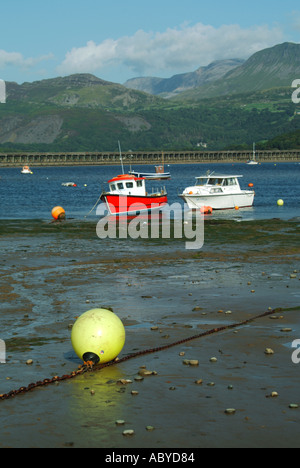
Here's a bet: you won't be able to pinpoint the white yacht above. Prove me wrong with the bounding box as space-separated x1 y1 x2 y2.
247 143 258 165
179 173 255 210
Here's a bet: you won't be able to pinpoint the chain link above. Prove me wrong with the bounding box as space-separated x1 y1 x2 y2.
0 307 284 401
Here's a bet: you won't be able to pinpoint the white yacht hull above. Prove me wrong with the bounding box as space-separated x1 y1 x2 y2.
180 191 254 210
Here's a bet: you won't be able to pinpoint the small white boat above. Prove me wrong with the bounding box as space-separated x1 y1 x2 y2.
21 165 33 174
129 166 171 180
129 152 171 180
247 143 258 165
179 173 255 210
62 182 77 187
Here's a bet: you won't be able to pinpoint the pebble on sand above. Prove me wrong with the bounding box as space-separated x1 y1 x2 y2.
225 408 236 415
122 429 135 436
26 359 33 365
183 359 199 366
146 426 155 431
117 379 133 385
195 379 203 385
138 369 157 376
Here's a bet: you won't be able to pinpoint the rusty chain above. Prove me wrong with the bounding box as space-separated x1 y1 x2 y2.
0 307 285 401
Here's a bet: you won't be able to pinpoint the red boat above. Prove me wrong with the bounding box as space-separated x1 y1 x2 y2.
100 174 168 215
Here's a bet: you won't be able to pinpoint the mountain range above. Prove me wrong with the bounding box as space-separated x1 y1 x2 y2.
0 42 299 152
124 59 245 98
124 42 300 99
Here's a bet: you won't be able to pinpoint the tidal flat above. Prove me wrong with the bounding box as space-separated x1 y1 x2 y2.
0 217 300 448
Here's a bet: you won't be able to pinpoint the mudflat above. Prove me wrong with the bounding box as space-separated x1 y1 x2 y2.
0 218 300 448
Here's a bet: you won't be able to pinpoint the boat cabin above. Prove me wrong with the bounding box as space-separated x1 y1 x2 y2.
195 175 242 191
108 174 146 196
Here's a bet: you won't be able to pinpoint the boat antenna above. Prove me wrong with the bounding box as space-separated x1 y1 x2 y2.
118 140 124 174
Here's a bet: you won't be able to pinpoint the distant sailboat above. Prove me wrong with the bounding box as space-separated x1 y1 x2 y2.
247 143 258 165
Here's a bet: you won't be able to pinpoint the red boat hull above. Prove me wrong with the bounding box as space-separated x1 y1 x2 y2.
101 193 168 215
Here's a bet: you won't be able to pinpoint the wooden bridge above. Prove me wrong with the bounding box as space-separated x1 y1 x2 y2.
0 149 300 167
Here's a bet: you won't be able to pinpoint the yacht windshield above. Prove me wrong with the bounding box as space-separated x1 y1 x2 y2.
208 178 223 185
195 177 208 186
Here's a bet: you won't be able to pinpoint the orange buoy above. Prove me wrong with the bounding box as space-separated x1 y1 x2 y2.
235 206 239 210
200 206 213 214
248 183 254 188
51 206 66 220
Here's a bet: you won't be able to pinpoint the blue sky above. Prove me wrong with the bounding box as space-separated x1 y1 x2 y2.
0 0 299 84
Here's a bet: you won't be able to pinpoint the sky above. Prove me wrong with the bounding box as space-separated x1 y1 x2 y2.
0 0 299 85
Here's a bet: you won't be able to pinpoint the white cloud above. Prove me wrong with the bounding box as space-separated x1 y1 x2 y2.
290 11 300 31
57 22 284 79
0 50 54 69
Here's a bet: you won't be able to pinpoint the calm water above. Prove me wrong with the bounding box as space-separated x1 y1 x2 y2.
0 162 299 221
0 162 300 449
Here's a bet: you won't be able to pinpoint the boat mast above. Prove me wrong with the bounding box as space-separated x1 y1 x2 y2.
118 140 125 174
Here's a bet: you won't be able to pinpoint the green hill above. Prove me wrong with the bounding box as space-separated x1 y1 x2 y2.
0 42 300 152
172 42 300 102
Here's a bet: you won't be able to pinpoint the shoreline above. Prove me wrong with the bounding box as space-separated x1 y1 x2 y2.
0 218 300 448
1 151 300 169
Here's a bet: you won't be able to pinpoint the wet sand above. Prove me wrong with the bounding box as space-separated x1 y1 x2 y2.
0 218 300 448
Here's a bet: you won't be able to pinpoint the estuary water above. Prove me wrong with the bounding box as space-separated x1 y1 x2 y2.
0 162 300 448
0 162 299 221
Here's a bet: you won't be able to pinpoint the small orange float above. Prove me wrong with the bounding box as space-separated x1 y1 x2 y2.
200 206 213 214
248 183 254 188
51 206 66 220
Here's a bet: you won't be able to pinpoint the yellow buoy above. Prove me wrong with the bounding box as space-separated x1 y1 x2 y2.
71 308 126 365
51 206 66 220
277 199 284 206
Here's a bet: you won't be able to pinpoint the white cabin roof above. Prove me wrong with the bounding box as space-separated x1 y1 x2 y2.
195 174 243 179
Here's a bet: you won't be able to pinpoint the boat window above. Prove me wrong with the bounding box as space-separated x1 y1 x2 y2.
227 178 237 186
110 184 116 191
136 180 143 187
210 187 223 193
208 178 222 185
126 182 134 188
196 178 207 186
117 183 124 189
